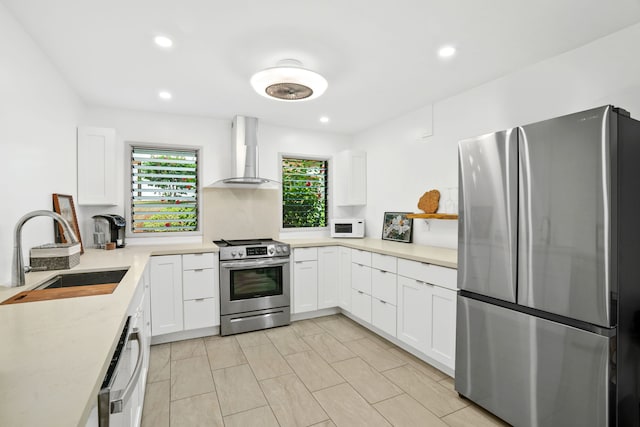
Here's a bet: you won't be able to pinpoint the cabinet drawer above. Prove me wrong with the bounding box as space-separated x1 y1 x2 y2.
371 268 396 305
183 253 216 270
351 249 372 267
372 253 397 273
294 247 318 262
184 298 217 330
351 288 372 323
397 258 457 291
183 269 215 300
372 297 396 337
352 263 372 294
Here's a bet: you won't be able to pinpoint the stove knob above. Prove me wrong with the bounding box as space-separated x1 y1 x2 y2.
276 246 282 254
231 251 237 257
281 246 289 253
268 247 275 255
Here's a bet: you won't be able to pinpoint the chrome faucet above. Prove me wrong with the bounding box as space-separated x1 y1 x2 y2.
12 210 79 287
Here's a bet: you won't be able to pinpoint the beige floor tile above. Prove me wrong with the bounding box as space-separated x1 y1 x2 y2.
205 335 247 370
260 373 329 427
291 318 325 337
332 357 403 403
141 380 170 427
235 330 271 349
285 350 345 392
212 364 267 416
317 317 368 342
242 342 293 380
303 332 356 363
374 393 448 427
439 376 455 392
383 365 468 417
313 383 391 427
147 343 170 383
442 404 510 427
266 327 312 355
344 338 405 371
356 326 394 349
223 406 279 427
170 392 224 427
170 337 206 360
311 421 337 427
387 347 448 381
170 355 215 401
312 314 342 325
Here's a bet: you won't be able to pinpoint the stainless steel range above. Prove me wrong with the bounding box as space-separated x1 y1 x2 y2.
215 239 291 336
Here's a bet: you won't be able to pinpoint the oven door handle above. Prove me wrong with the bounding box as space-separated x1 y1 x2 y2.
221 258 290 269
110 327 145 414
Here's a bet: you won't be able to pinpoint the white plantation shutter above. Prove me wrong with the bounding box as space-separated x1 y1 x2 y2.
282 157 328 228
131 147 198 233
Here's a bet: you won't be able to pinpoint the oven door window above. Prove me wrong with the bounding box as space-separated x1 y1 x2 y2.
230 266 283 300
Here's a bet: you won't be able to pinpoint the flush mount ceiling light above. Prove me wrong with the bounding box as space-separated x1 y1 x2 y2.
250 59 328 101
154 35 173 48
319 116 330 123
438 45 456 58
158 90 172 100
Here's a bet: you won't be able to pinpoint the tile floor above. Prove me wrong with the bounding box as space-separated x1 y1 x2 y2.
142 314 509 427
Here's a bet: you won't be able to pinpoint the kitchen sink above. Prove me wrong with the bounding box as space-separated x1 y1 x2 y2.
35 269 129 290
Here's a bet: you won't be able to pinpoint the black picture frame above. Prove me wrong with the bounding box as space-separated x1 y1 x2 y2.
381 212 413 243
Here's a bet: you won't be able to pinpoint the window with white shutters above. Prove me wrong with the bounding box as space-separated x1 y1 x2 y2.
282 157 328 228
130 146 199 233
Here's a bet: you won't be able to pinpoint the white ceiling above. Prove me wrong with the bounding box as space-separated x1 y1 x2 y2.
4 0 640 134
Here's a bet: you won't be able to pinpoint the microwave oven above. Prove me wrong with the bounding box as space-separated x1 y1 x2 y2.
330 218 365 238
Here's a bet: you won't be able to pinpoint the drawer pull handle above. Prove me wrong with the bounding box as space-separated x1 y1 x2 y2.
358 291 364 294
195 298 205 302
416 280 433 286
380 270 386 274
380 300 387 304
194 268 204 272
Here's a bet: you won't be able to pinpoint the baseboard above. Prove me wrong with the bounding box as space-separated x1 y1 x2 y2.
291 307 340 321
151 326 220 345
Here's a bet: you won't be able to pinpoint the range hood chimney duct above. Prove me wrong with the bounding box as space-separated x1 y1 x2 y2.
215 116 276 186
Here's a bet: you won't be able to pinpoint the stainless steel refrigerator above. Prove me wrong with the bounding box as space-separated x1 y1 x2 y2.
455 105 640 427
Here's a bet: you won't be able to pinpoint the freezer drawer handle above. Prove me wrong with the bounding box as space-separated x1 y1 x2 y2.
110 328 145 414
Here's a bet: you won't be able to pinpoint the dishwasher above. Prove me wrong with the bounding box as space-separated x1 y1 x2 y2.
97 315 145 427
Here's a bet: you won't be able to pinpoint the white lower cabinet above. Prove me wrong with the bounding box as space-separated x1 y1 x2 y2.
372 297 396 336
150 255 184 335
427 285 457 367
351 288 372 323
396 274 457 370
184 298 217 330
318 247 339 309
293 260 318 313
351 262 372 294
150 253 218 337
338 247 352 310
396 275 429 351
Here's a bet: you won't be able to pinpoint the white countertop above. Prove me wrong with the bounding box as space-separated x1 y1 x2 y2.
0 243 218 427
281 237 458 268
0 238 455 427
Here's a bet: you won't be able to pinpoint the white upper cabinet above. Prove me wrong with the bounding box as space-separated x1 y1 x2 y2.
77 126 118 206
334 150 367 206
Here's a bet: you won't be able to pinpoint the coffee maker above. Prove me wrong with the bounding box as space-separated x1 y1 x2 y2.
92 214 126 248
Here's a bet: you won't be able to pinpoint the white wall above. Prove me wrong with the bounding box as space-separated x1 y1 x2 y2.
81 107 352 244
0 4 85 285
353 22 640 249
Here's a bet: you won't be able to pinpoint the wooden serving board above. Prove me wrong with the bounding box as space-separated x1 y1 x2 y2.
1 283 118 305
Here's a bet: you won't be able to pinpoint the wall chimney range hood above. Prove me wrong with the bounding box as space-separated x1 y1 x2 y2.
209 116 278 187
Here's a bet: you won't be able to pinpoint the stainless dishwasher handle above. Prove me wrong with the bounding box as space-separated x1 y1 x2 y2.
111 327 145 414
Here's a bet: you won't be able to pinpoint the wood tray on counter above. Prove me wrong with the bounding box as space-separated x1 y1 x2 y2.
1 283 118 305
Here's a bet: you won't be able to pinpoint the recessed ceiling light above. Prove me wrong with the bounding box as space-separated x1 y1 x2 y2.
154 36 173 48
320 116 330 123
438 45 456 58
250 59 328 102
158 91 172 100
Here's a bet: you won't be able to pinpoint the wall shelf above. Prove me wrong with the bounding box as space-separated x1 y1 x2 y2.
406 213 459 220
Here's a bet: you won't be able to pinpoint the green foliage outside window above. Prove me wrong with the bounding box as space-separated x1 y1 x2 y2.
282 157 328 228
131 148 198 233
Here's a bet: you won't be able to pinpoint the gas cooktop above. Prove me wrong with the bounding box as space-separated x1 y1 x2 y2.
213 238 290 260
